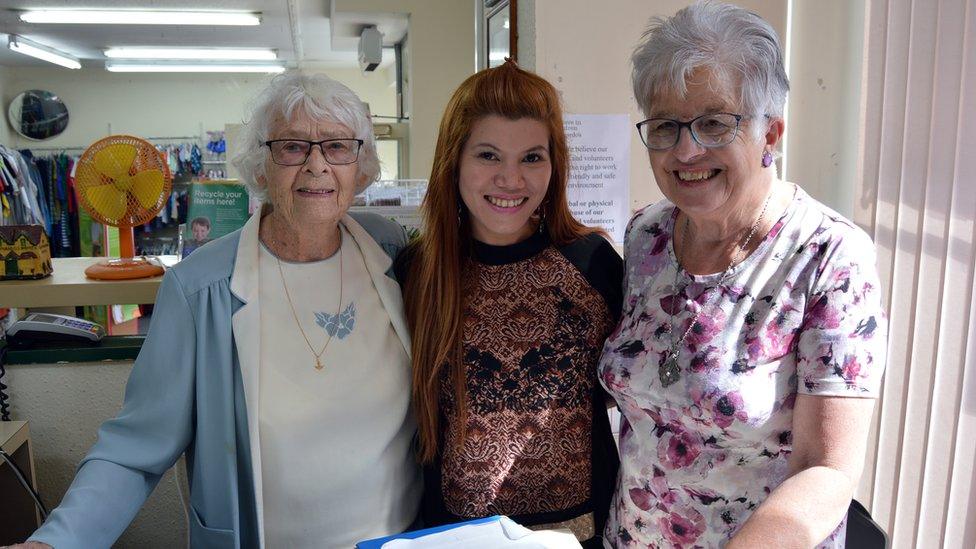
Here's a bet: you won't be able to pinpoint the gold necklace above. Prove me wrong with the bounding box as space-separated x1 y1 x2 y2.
275 232 343 370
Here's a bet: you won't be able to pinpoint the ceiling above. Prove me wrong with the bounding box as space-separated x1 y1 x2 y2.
0 0 407 70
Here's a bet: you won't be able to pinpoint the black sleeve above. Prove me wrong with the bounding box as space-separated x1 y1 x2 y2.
560 234 623 540
558 233 624 322
392 241 419 290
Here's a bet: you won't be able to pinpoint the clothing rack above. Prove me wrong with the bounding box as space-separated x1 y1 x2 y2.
22 146 87 152
0 147 77 255
143 135 200 141
25 135 201 152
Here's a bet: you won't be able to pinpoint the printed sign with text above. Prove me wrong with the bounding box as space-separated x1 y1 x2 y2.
563 114 630 243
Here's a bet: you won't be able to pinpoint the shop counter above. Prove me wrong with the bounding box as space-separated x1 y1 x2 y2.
0 256 174 308
0 255 177 364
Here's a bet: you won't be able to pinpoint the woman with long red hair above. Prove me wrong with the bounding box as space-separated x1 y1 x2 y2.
395 60 621 547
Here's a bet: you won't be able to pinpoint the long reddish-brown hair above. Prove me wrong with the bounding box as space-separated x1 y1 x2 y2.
405 60 601 463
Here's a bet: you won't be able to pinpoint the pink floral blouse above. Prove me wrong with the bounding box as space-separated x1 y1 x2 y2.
598 187 887 548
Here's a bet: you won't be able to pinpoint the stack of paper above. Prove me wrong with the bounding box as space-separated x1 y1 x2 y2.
357 516 582 549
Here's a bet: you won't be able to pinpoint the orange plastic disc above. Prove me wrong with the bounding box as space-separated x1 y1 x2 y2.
84 257 165 280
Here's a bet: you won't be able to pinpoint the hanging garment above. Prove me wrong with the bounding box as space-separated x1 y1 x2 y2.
190 144 203 175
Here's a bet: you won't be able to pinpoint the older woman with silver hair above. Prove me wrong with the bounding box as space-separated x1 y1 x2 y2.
598 2 887 548
15 71 421 549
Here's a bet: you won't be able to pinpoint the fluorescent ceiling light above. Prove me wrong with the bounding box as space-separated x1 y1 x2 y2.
7 36 80 69
105 61 285 73
20 10 261 26
105 48 276 60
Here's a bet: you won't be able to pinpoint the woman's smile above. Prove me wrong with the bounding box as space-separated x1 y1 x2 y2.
674 168 721 183
294 186 337 198
484 194 529 212
663 164 727 197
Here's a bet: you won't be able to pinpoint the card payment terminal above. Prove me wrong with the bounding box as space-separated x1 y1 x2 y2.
5 313 106 345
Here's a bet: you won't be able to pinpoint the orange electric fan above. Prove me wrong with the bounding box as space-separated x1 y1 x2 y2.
74 135 173 280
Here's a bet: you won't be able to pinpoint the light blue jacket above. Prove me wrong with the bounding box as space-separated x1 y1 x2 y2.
30 211 417 549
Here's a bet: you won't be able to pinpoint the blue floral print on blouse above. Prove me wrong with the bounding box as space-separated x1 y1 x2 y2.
315 302 356 339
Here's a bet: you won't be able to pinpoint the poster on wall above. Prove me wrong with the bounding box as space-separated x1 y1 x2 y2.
181 182 250 258
563 114 631 244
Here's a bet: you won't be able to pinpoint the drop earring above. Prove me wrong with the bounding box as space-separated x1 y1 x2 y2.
761 150 774 168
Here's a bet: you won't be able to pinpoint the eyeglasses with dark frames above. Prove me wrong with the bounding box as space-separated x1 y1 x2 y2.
636 112 744 150
264 138 364 166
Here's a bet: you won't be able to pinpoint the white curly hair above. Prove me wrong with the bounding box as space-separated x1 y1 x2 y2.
231 70 380 202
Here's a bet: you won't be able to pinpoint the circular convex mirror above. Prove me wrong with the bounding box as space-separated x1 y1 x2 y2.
8 89 69 140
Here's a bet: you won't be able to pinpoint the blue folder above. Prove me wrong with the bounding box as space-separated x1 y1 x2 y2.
356 516 503 548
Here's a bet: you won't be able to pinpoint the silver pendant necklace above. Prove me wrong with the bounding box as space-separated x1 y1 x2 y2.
659 193 772 387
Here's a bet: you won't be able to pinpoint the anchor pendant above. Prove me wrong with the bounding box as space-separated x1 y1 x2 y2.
315 357 324 370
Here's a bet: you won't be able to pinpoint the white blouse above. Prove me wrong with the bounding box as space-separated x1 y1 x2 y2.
257 224 420 548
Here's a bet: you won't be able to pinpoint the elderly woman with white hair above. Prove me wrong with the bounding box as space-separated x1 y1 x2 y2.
15 71 421 549
598 3 887 548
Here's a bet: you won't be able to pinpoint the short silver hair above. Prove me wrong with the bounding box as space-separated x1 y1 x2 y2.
231 70 380 202
632 1 789 125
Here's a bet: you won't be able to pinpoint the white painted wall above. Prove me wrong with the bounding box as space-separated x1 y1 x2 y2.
1 65 396 151
783 0 866 219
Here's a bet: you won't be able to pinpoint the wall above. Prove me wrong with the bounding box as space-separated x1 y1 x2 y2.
0 66 10 145
784 0 866 218
6 360 187 548
2 65 396 151
516 0 536 75
333 0 476 179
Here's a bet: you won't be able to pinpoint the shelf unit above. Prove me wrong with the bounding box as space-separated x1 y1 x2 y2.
0 421 40 544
